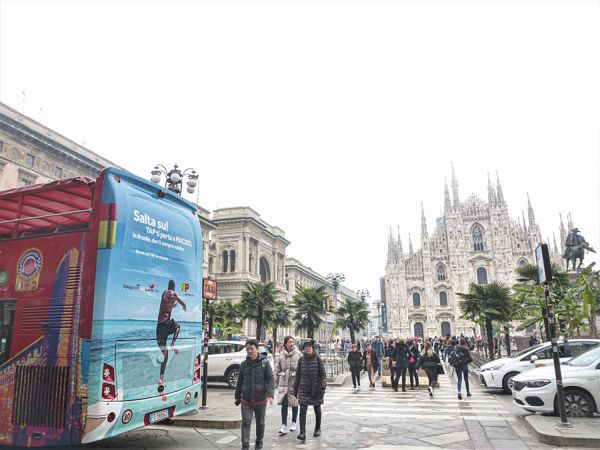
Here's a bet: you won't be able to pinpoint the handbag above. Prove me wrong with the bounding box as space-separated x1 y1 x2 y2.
436 364 445 375
409 356 415 365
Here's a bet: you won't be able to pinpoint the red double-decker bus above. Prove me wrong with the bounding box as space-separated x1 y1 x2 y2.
0 168 203 447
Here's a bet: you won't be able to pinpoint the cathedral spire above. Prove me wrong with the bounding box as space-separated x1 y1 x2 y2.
553 232 558 254
527 192 536 228
559 213 567 251
521 211 528 233
408 233 414 256
487 172 496 206
397 226 403 255
444 178 451 211
421 202 428 239
496 172 505 206
567 213 574 231
451 163 460 207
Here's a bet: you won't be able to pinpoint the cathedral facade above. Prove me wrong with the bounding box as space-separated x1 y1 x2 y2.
384 167 562 339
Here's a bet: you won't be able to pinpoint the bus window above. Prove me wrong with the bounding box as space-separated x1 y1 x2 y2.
0 301 16 366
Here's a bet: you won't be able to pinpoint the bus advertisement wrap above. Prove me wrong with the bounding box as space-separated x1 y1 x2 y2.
84 170 203 443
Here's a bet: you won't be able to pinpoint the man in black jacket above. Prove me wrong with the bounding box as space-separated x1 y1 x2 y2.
234 339 274 450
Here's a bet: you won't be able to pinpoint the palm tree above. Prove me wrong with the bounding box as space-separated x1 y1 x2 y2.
211 300 243 339
335 298 370 344
291 286 328 339
457 282 512 361
240 281 279 340
578 263 600 338
264 300 292 355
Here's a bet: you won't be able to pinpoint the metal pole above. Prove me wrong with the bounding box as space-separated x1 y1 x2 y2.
201 298 210 407
544 283 571 428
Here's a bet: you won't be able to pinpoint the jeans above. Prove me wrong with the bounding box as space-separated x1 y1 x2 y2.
299 404 322 432
392 366 407 390
376 354 383 375
280 395 298 426
456 363 470 393
241 402 267 447
350 368 361 387
408 364 419 387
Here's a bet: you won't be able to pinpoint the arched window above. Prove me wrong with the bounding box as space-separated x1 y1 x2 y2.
222 250 229 273
441 322 451 336
517 258 528 268
436 264 447 281
412 293 421 307
260 257 271 282
477 267 488 285
208 257 214 274
229 250 236 272
439 291 448 306
472 224 485 251
414 323 424 338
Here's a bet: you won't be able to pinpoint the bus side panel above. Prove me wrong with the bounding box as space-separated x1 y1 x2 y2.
83 168 202 443
0 232 87 447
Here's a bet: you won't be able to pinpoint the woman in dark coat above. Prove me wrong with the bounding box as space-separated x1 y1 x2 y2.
347 343 363 389
392 338 411 392
407 338 420 390
417 342 441 398
455 338 473 399
362 344 379 388
293 340 326 442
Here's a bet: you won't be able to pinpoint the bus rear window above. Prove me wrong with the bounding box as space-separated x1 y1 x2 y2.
0 301 16 365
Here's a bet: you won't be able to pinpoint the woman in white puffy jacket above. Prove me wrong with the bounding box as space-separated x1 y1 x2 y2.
275 336 302 434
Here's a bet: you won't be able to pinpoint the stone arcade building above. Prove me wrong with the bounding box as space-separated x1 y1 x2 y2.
384 167 563 339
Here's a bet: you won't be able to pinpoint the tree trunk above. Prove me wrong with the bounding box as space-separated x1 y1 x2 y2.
350 329 356 344
256 306 263 340
504 326 510 357
486 319 494 361
307 325 314 339
589 304 598 338
273 326 278 356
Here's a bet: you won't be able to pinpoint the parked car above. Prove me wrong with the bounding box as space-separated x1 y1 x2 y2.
207 340 273 388
478 339 600 394
512 345 600 417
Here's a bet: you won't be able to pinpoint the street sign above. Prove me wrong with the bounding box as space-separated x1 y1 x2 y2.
535 243 553 284
202 278 217 300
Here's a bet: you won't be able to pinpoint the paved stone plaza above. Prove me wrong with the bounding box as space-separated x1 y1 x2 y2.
71 366 568 450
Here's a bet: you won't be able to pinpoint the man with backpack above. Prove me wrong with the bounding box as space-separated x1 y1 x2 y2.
234 339 275 450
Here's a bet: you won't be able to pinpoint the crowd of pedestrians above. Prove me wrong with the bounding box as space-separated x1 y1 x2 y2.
234 334 476 449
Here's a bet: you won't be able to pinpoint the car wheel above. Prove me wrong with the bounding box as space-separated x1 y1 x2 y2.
502 372 520 394
559 389 596 418
226 367 240 389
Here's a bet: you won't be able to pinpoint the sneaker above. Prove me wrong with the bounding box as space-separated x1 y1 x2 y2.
458 393 463 400
279 425 288 434
290 422 297 431
428 387 433 398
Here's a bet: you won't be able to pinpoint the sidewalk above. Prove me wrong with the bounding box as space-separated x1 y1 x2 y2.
524 415 600 447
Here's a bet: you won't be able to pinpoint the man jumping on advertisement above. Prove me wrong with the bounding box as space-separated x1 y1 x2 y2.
156 279 187 393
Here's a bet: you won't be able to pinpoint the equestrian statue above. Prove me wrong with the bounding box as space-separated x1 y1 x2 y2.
562 228 596 271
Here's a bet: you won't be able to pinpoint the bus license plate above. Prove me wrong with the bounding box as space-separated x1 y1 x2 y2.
148 408 171 424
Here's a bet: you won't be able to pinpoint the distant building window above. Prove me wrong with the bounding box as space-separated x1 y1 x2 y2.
222 250 229 272
436 264 447 281
441 321 451 336
208 257 214 274
414 322 424 338
229 250 236 272
517 258 528 268
477 267 488 285
260 257 271 282
54 166 63 178
412 293 421 307
26 154 35 168
472 223 485 251
18 178 34 187
439 291 448 306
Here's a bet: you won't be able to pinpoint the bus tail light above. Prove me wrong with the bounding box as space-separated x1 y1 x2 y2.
98 202 117 249
103 363 115 382
102 383 116 401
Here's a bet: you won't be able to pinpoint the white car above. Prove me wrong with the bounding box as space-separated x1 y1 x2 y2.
478 339 600 394
206 340 273 388
512 345 600 417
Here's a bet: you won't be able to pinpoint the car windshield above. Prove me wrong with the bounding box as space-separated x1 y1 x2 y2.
515 343 543 358
565 346 600 367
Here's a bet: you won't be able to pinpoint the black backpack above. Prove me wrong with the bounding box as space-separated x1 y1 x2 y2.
448 349 465 368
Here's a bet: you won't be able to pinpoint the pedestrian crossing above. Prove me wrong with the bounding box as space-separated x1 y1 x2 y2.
322 367 515 422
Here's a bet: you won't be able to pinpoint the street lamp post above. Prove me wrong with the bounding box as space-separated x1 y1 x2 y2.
375 300 382 337
150 163 198 196
326 273 345 360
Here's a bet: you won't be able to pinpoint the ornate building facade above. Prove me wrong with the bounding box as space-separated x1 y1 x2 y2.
0 102 117 190
384 167 561 339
